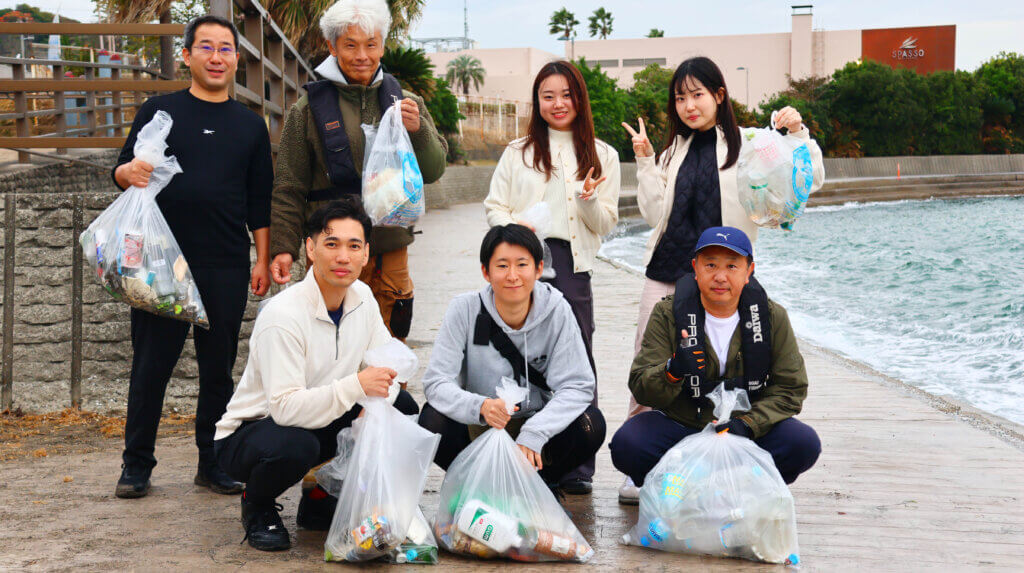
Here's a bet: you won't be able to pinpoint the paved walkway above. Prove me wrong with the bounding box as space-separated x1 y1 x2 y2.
1 203 1023 572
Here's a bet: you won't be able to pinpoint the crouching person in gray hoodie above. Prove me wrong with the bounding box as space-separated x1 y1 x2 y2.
419 224 607 488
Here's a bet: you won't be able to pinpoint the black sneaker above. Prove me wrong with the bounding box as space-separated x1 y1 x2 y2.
296 484 338 531
115 463 151 499
241 495 291 551
559 478 593 495
195 463 244 495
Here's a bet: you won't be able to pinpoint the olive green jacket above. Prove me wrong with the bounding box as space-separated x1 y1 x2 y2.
269 68 447 259
629 296 808 438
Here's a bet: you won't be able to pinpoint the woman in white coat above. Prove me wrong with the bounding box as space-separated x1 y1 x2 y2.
484 60 620 494
617 56 824 503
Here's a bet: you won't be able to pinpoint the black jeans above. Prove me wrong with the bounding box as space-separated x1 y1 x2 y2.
214 390 419 506
417 402 606 485
542 238 599 483
122 266 249 471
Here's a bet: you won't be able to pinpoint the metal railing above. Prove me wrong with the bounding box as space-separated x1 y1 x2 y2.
0 0 317 410
0 0 316 163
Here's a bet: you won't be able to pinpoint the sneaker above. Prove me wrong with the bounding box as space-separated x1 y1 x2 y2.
115 463 151 499
296 484 338 531
241 495 291 551
559 478 593 495
618 475 639 505
194 463 244 495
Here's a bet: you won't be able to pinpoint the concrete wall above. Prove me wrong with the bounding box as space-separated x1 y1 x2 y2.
822 154 1024 179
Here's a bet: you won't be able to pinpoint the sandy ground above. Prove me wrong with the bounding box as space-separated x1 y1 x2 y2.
1 203 1023 572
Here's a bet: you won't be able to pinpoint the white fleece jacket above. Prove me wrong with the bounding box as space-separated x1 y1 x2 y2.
214 270 397 440
636 125 825 267
484 134 621 273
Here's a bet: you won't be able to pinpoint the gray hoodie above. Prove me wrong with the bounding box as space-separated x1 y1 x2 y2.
422 281 596 453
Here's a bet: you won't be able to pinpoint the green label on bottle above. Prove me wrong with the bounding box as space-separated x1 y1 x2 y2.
483 525 493 541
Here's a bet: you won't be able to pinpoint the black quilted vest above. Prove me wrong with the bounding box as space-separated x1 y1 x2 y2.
646 128 721 283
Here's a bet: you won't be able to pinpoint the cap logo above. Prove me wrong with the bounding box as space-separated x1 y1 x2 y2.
716 233 730 240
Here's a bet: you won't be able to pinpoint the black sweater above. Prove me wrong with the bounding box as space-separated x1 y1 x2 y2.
113 89 273 269
646 128 722 282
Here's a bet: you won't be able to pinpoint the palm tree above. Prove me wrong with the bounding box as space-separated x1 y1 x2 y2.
445 55 485 96
382 45 436 98
587 7 613 39
646 28 665 38
548 8 579 41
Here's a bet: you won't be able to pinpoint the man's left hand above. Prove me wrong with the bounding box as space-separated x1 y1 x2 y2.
714 419 753 439
400 98 420 133
251 261 271 296
518 444 543 470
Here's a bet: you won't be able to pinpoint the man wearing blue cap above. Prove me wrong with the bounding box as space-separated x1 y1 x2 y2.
610 226 820 492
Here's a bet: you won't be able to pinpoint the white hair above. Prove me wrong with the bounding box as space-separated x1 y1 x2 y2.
320 0 392 43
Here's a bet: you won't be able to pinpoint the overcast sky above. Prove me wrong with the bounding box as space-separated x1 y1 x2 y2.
7 0 1024 71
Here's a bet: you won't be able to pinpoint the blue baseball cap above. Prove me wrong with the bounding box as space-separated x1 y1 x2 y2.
694 226 752 258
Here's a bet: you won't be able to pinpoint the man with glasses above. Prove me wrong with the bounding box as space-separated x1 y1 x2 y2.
110 15 273 499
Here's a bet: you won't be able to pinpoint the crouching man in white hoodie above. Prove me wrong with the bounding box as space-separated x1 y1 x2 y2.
214 198 418 552
419 224 607 490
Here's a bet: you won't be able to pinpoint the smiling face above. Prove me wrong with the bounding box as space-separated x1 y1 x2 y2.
537 73 577 131
305 217 369 295
329 24 384 86
482 242 542 308
182 23 238 95
692 246 755 315
674 75 724 132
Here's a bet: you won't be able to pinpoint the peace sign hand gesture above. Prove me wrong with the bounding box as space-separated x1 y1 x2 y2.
622 117 655 158
579 167 607 201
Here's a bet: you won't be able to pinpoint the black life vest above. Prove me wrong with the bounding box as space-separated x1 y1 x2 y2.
472 294 551 393
672 274 772 399
304 72 404 202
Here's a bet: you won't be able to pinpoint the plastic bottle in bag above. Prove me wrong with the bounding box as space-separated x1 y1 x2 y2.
455 500 523 552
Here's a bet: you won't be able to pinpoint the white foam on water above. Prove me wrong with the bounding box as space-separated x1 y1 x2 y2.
600 196 1024 425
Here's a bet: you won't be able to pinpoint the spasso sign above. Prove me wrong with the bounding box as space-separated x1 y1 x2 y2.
861 25 955 74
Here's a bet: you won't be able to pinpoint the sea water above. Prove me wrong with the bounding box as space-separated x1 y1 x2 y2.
599 196 1024 425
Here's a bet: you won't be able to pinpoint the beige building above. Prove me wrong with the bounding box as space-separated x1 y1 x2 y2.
570 10 859 107
427 47 560 102
571 8 955 108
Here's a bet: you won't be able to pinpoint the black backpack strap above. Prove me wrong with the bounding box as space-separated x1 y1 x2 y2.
472 294 551 392
304 79 361 201
377 72 404 114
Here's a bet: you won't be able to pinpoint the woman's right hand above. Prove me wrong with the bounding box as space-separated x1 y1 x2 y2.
622 118 655 158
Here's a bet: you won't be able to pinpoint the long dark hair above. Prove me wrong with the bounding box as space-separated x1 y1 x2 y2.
661 57 741 170
523 60 602 181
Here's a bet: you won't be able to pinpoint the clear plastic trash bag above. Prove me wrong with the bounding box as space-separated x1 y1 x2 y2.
495 376 529 415
79 111 208 327
385 506 441 564
623 383 800 566
434 428 594 563
518 203 555 280
736 113 817 230
364 337 419 381
315 420 360 497
325 398 440 562
362 100 424 227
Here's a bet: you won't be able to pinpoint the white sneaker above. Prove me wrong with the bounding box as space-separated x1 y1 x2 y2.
618 475 639 505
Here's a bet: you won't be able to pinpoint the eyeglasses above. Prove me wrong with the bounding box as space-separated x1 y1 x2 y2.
191 45 236 57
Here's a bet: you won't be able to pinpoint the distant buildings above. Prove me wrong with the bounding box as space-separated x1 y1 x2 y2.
425 6 955 107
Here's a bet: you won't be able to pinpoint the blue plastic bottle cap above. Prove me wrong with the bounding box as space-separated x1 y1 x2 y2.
788 554 800 565
640 536 651 547
405 549 418 561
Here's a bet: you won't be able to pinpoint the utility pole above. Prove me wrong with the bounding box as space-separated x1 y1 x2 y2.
463 0 469 50
737 66 750 107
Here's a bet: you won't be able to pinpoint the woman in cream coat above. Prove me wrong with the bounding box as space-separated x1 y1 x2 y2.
484 60 620 493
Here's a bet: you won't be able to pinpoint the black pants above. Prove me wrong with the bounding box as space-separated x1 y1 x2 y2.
214 390 419 506
122 266 249 471
542 238 598 483
417 402 606 485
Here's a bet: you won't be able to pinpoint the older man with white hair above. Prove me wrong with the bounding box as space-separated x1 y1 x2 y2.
269 0 447 342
